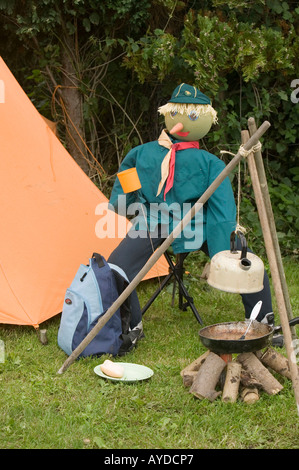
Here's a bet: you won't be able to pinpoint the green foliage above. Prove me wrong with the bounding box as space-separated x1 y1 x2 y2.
0 0 298 255
125 6 298 95
126 30 178 82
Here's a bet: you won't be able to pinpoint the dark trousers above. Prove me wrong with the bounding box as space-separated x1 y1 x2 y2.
108 228 273 328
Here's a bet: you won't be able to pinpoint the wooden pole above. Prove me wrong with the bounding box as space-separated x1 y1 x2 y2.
242 130 299 415
247 117 295 337
57 121 271 375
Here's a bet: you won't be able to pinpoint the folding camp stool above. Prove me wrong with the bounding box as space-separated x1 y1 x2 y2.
141 251 204 325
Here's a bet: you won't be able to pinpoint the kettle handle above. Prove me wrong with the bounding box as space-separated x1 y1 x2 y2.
230 231 247 260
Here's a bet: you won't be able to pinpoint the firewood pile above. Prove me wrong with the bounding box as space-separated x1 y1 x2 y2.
181 348 297 403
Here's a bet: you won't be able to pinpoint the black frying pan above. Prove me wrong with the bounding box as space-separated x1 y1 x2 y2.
199 317 299 354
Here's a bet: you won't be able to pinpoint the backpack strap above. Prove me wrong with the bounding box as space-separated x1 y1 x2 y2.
92 253 105 268
108 263 129 283
108 263 132 338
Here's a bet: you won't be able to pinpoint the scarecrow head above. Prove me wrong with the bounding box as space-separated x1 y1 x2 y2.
158 83 217 142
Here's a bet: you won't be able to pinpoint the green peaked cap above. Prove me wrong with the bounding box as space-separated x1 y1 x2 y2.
168 83 211 105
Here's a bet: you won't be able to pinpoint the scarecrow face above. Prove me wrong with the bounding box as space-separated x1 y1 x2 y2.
158 84 217 141
164 109 214 142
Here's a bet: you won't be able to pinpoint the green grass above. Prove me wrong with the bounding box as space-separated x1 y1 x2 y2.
0 253 298 449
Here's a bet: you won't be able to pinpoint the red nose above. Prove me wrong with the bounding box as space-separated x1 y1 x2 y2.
169 122 184 134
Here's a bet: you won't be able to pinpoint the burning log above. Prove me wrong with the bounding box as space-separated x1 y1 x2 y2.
181 348 290 404
237 352 283 395
222 361 242 403
180 351 210 377
240 368 261 403
182 370 198 387
240 369 262 389
241 387 260 404
181 351 210 386
259 347 298 380
189 352 226 402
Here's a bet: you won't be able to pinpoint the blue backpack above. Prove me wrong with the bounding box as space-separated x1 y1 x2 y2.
58 253 141 358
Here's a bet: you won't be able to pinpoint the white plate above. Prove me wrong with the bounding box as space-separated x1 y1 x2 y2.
94 362 154 382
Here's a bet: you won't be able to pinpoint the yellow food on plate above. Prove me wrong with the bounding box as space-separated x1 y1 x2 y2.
100 360 124 378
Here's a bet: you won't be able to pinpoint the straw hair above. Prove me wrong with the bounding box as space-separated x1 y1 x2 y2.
158 102 218 124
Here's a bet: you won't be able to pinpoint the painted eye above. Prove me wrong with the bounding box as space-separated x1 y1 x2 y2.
188 111 198 121
170 111 178 118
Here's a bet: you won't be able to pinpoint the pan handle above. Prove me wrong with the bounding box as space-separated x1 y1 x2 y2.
273 316 299 334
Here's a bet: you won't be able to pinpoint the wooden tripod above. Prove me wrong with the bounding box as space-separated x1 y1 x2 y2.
242 118 299 416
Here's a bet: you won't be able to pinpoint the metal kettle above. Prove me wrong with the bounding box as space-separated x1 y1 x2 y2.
207 231 264 294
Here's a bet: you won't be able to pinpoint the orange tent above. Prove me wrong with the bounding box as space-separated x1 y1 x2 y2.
0 57 168 327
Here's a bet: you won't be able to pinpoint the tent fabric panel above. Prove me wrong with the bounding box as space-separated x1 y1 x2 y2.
0 57 168 326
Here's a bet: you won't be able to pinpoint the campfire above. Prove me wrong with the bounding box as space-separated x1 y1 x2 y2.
181 348 297 403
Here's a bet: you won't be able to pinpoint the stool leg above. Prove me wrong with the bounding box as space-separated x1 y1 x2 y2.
166 253 204 325
177 254 186 311
171 278 177 307
141 271 174 315
141 251 204 325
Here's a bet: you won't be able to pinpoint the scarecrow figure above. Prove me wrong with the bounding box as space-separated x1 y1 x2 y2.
108 83 273 334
